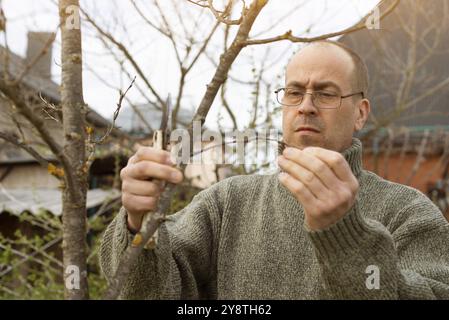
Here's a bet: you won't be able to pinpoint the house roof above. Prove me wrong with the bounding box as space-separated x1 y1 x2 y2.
338 0 449 128
0 44 130 164
357 125 449 156
0 186 120 216
0 45 118 128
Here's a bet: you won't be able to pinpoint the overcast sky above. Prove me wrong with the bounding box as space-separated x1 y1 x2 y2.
1 0 380 131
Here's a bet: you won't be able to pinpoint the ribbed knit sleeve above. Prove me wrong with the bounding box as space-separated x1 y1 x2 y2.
306 198 449 299
99 184 224 299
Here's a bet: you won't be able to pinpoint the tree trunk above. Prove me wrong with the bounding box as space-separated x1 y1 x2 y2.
59 0 89 299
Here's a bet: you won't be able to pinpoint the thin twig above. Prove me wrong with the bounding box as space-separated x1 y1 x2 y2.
81 8 166 108
10 31 58 86
39 92 61 123
103 0 269 300
406 130 430 185
244 0 400 46
0 236 62 278
95 76 136 144
207 0 245 25
0 131 50 168
0 78 74 191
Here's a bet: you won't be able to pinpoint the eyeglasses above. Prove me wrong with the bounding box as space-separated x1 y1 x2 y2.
274 87 364 109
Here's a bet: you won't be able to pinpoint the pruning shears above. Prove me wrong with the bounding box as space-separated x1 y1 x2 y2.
153 95 172 153
131 95 172 250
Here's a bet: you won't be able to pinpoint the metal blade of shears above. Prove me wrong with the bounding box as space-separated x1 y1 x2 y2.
157 94 172 148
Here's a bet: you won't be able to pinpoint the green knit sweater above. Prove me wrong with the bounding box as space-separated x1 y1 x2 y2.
99 138 449 299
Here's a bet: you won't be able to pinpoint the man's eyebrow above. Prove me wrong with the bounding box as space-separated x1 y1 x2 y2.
286 80 341 92
313 81 341 92
286 81 305 88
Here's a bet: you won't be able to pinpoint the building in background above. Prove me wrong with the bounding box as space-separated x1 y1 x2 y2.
116 103 192 137
340 0 449 219
0 32 128 234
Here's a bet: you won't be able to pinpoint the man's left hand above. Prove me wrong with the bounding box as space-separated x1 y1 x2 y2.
278 146 359 231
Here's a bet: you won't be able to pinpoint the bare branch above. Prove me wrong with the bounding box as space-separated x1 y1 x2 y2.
187 0 246 25
209 0 244 25
10 31 57 86
0 131 49 168
130 0 171 38
59 0 89 299
153 0 183 66
95 76 136 144
124 96 154 132
0 236 62 279
190 0 267 127
186 0 210 9
81 7 167 108
405 130 430 185
0 79 72 188
244 0 400 46
103 0 269 300
185 20 221 74
220 81 238 130
39 92 61 123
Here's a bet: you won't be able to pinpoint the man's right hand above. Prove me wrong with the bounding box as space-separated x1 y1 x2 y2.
120 146 183 232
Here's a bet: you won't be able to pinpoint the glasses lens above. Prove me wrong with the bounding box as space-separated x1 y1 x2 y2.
313 92 340 109
276 89 341 108
277 88 303 106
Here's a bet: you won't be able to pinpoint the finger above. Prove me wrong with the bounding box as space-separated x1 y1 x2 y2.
303 147 359 193
303 147 352 181
278 155 328 199
282 148 341 190
122 194 158 214
153 179 165 188
278 171 317 205
128 154 138 165
296 147 354 183
134 147 173 165
133 143 143 152
306 147 359 192
122 179 162 197
125 161 183 183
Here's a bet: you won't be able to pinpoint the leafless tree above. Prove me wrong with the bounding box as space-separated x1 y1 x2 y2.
101 0 399 299
348 1 449 137
58 0 90 299
343 1 449 198
0 0 399 299
0 0 133 299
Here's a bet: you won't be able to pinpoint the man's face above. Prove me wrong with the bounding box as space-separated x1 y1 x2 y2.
282 44 369 152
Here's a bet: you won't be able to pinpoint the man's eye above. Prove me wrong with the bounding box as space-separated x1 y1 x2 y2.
287 90 303 96
317 92 337 98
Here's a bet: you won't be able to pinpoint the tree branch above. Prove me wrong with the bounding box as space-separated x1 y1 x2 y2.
206 0 245 25
95 76 136 144
10 31 57 86
80 7 167 109
103 0 269 300
244 0 400 46
0 131 49 168
0 78 74 189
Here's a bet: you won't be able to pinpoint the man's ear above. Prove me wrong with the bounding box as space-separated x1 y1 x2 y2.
354 99 370 132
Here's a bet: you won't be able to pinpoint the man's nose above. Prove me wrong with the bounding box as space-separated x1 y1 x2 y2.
296 93 318 115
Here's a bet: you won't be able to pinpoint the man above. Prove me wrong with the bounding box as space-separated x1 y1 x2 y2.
100 40 449 299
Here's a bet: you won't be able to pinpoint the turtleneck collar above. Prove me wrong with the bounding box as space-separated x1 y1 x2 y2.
341 137 363 177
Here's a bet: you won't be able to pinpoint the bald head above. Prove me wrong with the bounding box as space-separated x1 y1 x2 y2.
287 40 369 97
282 40 371 152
